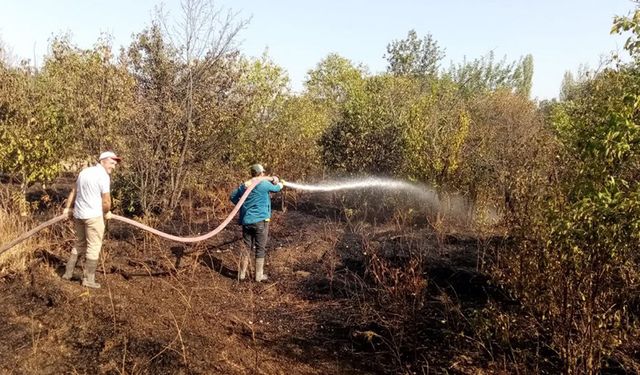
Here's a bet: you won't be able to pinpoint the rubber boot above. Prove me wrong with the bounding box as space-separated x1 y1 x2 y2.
82 259 101 289
238 255 249 281
62 252 78 280
255 257 268 282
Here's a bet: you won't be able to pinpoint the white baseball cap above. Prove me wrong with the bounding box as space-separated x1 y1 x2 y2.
99 151 122 162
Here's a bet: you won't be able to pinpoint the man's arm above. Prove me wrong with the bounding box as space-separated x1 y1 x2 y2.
230 185 246 205
266 176 284 192
102 192 111 214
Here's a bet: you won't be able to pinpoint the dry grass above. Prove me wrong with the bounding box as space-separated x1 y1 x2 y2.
0 185 51 275
0 208 38 274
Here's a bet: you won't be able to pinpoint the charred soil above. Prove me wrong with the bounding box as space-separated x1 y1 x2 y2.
0 197 558 374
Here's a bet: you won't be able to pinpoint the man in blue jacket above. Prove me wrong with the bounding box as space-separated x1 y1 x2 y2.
230 164 284 282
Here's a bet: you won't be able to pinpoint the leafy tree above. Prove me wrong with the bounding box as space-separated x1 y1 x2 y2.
0 38 12 65
304 53 367 135
612 2 640 58
0 64 71 198
447 51 533 97
40 35 135 160
462 89 549 218
493 11 640 371
401 78 469 187
231 53 291 168
559 65 592 101
559 71 577 101
385 30 445 77
545 68 640 373
514 54 534 97
320 75 412 175
305 53 366 103
272 95 327 178
121 0 247 214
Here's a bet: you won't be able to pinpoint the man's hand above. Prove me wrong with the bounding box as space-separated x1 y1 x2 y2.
104 211 113 220
271 176 280 185
63 207 72 218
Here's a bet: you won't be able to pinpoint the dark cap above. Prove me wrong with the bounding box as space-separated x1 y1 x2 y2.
250 164 265 175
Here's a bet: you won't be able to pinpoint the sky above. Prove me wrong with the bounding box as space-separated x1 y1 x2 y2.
0 0 636 100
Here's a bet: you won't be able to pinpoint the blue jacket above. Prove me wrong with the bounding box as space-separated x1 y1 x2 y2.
230 179 283 225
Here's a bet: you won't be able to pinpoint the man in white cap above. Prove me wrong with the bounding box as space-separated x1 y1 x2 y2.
61 151 121 288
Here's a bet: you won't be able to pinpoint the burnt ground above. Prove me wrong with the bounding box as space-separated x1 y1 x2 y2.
0 194 557 375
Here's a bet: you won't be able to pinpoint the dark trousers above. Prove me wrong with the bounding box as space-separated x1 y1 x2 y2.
242 221 269 258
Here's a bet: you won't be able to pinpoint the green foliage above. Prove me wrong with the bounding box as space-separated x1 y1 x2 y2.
231 53 291 167
479 10 640 371
493 65 640 374
318 69 546 216
385 30 445 77
515 54 534 97
0 64 71 194
305 53 366 103
225 52 328 179
558 65 593 101
446 52 534 98
548 70 640 371
320 75 410 175
401 79 470 187
612 4 640 58
559 71 577 101
40 35 135 158
304 53 367 139
268 96 327 178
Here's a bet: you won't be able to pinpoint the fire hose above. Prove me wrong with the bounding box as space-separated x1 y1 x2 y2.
0 176 435 257
0 176 274 256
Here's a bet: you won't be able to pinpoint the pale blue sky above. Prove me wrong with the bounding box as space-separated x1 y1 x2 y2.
0 0 635 99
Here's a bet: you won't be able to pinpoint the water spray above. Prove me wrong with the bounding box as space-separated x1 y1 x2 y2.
285 177 440 207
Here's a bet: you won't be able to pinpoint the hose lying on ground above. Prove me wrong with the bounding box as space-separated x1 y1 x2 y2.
0 176 272 256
